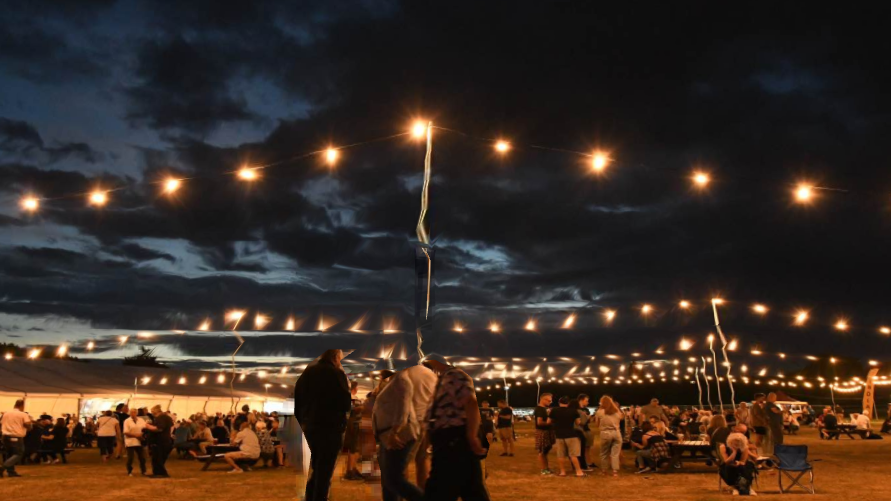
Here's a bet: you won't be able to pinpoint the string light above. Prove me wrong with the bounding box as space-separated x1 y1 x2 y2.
562 314 576 329
489 322 500 333
727 339 738 351
794 183 814 203
794 310 809 326
285 317 295 331
4 353 12 360
692 171 710 188
453 323 464 333
141 377 151 385
411 121 427 138
86 341 95 351
226 310 246 323
198 320 210 331
679 338 693 350
237 168 259 181
325 148 339 165
711 298 725 305
199 376 207 384
525 320 536 331
20 196 40 212
641 304 653 315
163 178 181 194
834 319 849 331
56 345 67 356
603 310 616 322
494 140 510 153
254 313 269 329
881 327 891 335
217 374 225 383
591 151 609 172
89 190 108 206
679 300 691 309
159 377 167 385
119 335 129 346
752 304 768 314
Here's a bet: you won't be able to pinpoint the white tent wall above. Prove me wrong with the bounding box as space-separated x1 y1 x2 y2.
25 396 81 416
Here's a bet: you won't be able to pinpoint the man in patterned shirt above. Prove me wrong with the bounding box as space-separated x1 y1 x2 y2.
421 353 490 501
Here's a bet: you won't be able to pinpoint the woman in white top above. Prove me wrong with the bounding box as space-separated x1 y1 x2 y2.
123 408 147 476
595 395 624 477
96 410 120 462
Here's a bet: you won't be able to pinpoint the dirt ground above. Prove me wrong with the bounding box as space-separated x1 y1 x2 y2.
1 423 887 500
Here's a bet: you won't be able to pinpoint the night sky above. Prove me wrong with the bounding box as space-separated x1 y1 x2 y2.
2 1 891 372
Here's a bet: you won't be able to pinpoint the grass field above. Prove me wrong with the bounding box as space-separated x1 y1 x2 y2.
2 423 887 500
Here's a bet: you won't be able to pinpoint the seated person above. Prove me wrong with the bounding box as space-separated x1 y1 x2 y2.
719 432 757 495
256 421 277 467
784 412 800 433
707 415 731 446
224 421 261 473
881 406 891 434
187 420 215 457
852 411 883 439
211 419 230 444
174 420 197 456
633 422 670 473
820 408 839 439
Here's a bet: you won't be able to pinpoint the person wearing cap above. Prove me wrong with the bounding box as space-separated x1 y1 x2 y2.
293 349 352 501
420 353 490 501
1 399 33 478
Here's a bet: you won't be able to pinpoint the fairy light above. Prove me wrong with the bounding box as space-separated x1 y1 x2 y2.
56 345 67 357
4 353 11 360
641 304 653 315
325 148 339 165
159 377 168 385
834 319 849 331
411 121 427 138
603 310 616 322
591 151 609 172
226 310 246 323
89 190 108 206
794 310 809 326
881 327 891 335
163 178 181 194
237 167 259 181
86 341 95 351
489 322 501 333
20 196 40 212
752 304 768 314
679 300 691 309
727 339 738 351
525 320 536 331
562 314 576 329
119 335 129 346
494 140 510 153
285 317 295 331
141 376 151 385
453 322 464 333
711 298 725 305
794 183 814 203
239 373 247 381
254 313 269 329
692 171 710 187
198 320 210 331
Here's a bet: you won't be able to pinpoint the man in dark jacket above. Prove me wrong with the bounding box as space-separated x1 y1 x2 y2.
294 349 351 501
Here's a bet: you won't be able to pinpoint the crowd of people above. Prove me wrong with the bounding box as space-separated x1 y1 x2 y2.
0 399 287 479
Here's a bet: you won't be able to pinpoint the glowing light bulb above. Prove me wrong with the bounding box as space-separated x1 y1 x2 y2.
89 191 108 206
592 152 609 172
494 140 510 153
794 310 809 325
119 335 129 345
163 178 181 194
795 184 814 202
880 326 891 335
198 320 210 331
199 376 207 384
489 322 501 333
237 168 259 181
217 374 225 383
707 334 715 343
86 341 95 351
285 318 295 331
453 323 464 333
226 310 246 323
525 320 536 331
4 353 11 360
752 304 768 314
679 300 690 309
641 304 653 315
692 171 710 187
254 313 269 329
603 310 616 322
679 338 693 350
411 121 427 138
160 377 168 385
57 345 67 356
178 377 186 385
325 148 339 165
20 196 40 212
141 377 151 385
834 319 849 331
711 298 725 305
727 339 738 351
562 314 576 329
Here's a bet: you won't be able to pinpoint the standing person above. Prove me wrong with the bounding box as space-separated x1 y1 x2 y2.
595 395 623 477
143 405 174 478
640 398 669 425
343 381 363 480
550 396 585 477
114 403 129 460
123 408 147 476
478 401 496 450
765 393 784 447
750 393 769 455
567 398 591 472
495 400 515 457
735 402 750 429
420 353 489 501
373 364 437 501
534 393 555 475
97 410 119 462
1 399 33 478
293 349 352 501
576 394 594 467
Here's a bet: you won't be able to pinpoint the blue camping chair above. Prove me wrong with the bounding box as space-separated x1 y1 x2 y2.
774 444 816 494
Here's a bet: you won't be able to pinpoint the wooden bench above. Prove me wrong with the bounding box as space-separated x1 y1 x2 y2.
824 427 868 440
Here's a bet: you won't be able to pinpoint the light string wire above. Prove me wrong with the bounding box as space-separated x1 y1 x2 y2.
712 301 737 409
701 356 713 410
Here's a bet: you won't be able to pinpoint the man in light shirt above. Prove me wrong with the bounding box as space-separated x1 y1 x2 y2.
224 421 261 473
1 399 33 478
123 408 147 476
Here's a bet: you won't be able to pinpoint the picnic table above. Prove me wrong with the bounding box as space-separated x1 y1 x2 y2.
667 440 716 468
825 424 868 440
198 444 240 471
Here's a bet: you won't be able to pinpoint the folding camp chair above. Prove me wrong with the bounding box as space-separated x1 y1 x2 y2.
774 444 816 494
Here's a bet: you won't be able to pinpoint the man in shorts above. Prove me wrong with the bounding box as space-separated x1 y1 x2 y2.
495 400 514 457
224 421 260 473
534 393 555 475
550 396 584 477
